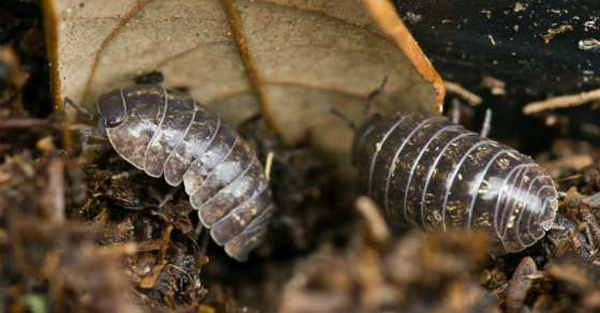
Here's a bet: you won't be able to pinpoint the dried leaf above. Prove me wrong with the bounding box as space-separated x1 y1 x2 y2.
44 0 441 176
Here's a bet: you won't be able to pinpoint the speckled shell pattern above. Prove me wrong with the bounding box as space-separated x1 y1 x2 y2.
352 112 559 254
99 84 274 261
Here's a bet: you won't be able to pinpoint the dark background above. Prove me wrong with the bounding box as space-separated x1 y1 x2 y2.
395 0 600 154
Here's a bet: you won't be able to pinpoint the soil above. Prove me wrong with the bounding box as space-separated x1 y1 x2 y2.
2 1 600 312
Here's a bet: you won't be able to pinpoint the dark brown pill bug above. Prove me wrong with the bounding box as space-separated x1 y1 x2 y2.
352 111 559 254
96 84 274 261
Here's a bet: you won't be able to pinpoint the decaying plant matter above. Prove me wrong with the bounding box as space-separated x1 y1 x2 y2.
2 0 600 312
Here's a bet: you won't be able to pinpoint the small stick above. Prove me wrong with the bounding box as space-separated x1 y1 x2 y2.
480 108 492 138
355 196 390 243
523 88 600 115
264 151 274 180
0 118 49 129
44 157 65 223
445 81 483 106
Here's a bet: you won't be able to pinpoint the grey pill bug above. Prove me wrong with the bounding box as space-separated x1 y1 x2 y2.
352 111 559 254
96 84 274 261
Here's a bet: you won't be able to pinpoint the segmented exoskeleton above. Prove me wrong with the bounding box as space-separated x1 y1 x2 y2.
96 84 274 261
352 111 558 254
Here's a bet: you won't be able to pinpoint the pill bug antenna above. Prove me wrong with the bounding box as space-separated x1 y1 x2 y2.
63 97 108 153
197 226 211 257
329 75 389 131
64 97 96 121
329 106 357 130
363 75 388 115
238 111 264 130
480 108 492 138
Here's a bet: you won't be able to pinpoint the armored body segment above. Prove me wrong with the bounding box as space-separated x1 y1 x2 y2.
103 85 166 169
353 112 558 254
98 84 274 261
163 106 219 186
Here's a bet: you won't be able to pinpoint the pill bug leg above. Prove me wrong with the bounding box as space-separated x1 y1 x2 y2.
480 108 492 138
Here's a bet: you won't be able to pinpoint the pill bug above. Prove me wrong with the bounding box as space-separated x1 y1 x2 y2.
352 111 559 254
96 84 274 261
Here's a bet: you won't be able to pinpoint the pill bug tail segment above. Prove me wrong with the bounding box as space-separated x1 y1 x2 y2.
352 111 559 254
99 84 275 261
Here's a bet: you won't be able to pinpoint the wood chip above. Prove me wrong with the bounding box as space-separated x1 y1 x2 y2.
506 257 539 313
542 154 594 177
583 192 600 208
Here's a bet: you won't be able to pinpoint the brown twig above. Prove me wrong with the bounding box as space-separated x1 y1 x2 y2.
80 0 155 105
221 0 279 133
523 88 600 115
361 0 446 112
40 0 70 150
445 81 483 106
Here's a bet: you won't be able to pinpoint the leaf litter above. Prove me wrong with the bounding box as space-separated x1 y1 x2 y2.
44 0 442 177
2 0 600 312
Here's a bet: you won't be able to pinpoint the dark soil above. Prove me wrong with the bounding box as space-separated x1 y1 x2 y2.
2 1 600 312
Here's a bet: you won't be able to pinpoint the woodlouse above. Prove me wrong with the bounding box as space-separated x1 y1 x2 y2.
352 111 559 254
96 84 274 261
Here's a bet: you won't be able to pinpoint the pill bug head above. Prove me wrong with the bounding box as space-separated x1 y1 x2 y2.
97 89 127 128
351 113 383 166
